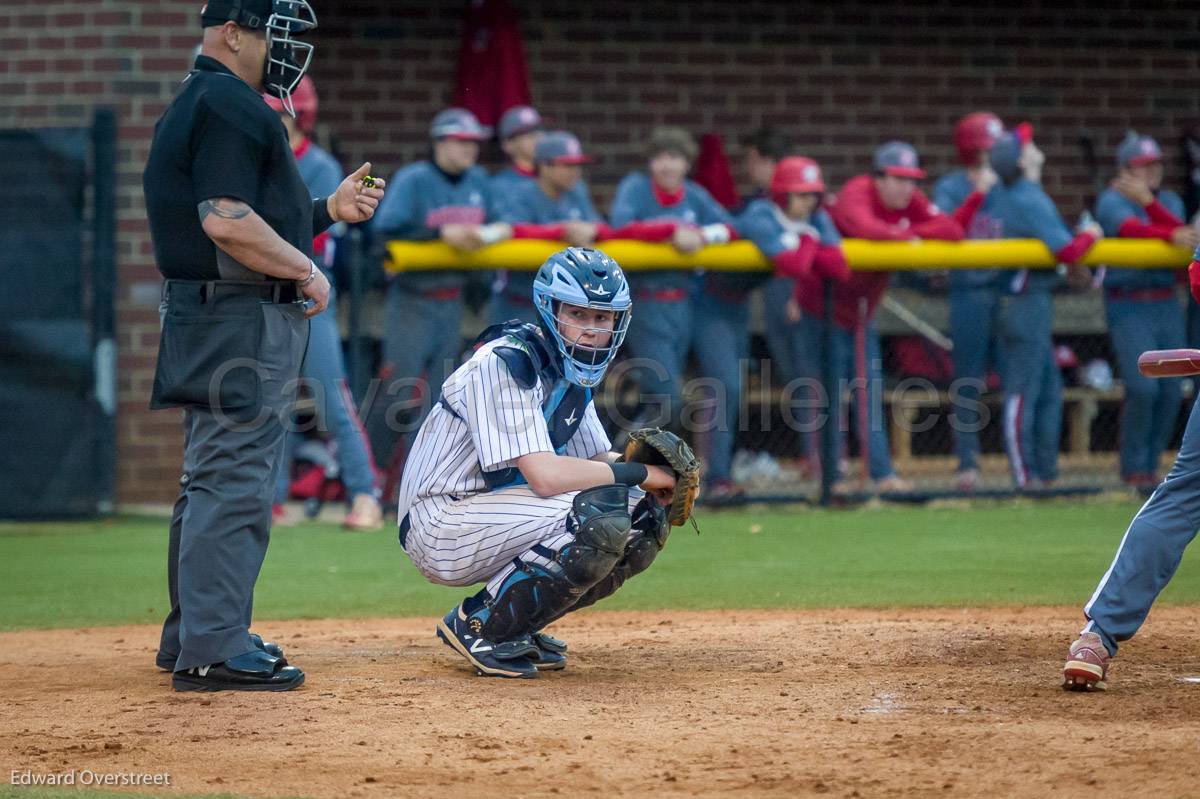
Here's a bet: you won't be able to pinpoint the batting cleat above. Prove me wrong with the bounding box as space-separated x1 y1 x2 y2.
1062 632 1111 691
436 605 538 679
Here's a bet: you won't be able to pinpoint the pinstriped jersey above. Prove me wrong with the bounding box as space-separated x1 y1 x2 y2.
397 336 610 527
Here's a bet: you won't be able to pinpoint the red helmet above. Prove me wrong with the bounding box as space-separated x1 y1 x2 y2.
954 111 1003 165
771 156 825 196
263 75 318 134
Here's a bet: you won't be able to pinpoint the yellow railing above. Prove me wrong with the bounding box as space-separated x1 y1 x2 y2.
385 238 1193 273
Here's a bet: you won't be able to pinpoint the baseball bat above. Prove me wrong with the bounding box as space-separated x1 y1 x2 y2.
1138 349 1200 377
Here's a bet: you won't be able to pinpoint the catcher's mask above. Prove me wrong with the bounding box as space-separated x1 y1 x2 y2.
532 247 631 388
202 0 317 118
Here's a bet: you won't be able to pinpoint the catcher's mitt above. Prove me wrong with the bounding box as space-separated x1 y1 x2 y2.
623 427 701 528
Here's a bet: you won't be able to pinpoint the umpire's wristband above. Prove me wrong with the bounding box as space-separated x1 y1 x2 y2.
610 461 648 487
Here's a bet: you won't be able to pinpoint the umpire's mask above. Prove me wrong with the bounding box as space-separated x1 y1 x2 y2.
263 0 317 117
201 0 317 117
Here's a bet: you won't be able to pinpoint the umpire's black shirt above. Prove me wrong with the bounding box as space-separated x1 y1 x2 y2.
143 55 334 281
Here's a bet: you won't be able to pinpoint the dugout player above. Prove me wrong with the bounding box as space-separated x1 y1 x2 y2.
143 0 385 691
1064 243 1200 692
490 131 608 325
737 157 849 472
1094 133 1198 489
485 105 545 326
608 127 738 474
825 141 965 493
490 105 544 197
933 112 1003 491
263 77 383 531
396 247 676 678
367 108 511 493
986 127 1101 489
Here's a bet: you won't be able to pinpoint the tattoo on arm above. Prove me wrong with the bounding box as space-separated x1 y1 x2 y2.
197 198 252 223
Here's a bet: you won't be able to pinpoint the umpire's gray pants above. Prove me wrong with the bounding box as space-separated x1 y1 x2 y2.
157 301 308 672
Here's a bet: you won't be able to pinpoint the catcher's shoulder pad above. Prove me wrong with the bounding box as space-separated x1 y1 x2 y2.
480 322 559 391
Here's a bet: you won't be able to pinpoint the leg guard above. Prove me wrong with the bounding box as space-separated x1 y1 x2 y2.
568 495 669 613
470 485 631 643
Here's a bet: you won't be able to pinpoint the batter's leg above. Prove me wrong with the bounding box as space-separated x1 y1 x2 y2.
1078 395 1200 659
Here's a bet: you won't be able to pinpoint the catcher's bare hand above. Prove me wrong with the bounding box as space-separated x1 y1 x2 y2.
641 464 676 506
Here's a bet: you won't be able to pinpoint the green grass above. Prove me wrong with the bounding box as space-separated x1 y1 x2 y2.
2 500 1199 631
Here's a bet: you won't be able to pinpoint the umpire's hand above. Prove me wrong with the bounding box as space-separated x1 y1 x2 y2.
328 162 387 224
301 268 331 318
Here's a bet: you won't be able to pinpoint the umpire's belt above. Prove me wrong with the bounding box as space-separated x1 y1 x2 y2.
163 278 302 304
398 513 410 549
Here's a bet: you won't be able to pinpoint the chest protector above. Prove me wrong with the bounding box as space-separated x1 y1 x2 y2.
447 322 592 490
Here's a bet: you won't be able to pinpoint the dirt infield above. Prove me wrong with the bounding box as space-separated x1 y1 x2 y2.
2 608 1199 799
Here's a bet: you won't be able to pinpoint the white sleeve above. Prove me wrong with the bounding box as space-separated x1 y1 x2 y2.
459 354 554 472
563 401 611 460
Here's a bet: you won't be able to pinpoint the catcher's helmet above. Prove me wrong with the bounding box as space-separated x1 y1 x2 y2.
532 247 631 388
954 111 1003 165
264 74 317 133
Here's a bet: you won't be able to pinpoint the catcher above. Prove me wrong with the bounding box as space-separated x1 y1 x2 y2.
395 246 700 678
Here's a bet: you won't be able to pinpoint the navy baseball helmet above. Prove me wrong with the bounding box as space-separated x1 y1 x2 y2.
532 247 632 388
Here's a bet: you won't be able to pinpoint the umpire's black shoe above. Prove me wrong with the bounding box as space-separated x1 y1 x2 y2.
172 650 305 693
436 604 538 679
157 632 286 671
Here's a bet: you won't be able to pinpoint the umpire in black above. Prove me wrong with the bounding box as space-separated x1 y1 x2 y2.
143 0 385 692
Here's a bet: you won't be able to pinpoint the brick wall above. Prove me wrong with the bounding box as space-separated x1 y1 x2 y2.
2 0 1199 505
315 0 1200 210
